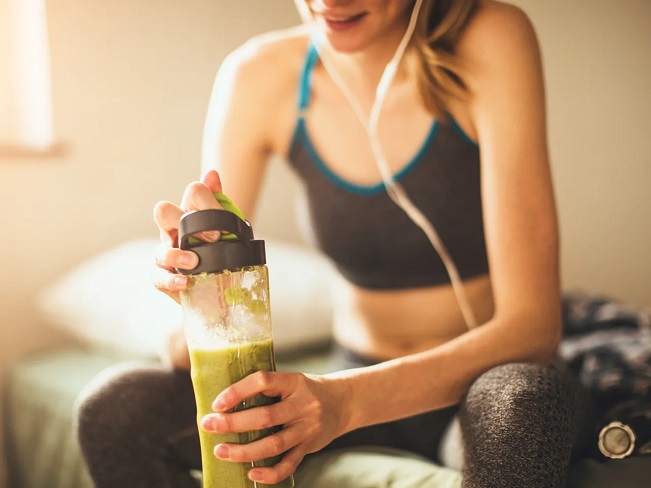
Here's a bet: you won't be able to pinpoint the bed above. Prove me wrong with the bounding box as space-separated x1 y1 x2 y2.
3 239 650 488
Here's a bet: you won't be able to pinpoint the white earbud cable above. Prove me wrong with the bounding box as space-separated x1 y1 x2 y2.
314 0 478 329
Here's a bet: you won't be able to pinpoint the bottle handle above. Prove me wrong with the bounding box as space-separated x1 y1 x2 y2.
179 209 254 251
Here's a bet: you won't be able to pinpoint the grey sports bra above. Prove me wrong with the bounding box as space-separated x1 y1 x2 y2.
287 42 489 290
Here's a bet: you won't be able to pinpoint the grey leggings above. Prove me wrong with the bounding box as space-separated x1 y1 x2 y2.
75 347 593 488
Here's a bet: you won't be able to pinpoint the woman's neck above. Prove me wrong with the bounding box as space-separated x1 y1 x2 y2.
317 21 411 107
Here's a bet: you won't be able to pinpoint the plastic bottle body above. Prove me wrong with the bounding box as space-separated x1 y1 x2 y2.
181 265 294 488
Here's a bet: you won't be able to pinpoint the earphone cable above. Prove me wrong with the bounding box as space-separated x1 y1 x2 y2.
314 0 478 329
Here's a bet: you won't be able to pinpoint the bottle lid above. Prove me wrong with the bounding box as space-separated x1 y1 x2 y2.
598 421 636 459
177 209 266 274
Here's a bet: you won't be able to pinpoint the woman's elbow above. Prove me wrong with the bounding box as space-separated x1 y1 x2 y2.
501 307 562 365
530 312 562 365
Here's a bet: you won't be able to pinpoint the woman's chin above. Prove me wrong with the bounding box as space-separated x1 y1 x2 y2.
320 33 367 54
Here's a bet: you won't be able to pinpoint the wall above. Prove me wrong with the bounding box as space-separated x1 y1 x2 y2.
0 1 301 484
511 0 651 305
0 0 649 484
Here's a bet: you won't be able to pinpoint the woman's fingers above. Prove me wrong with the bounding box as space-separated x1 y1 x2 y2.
202 169 223 193
154 170 224 244
213 371 299 412
214 430 308 484
151 266 185 303
213 425 303 464
154 243 199 272
248 445 307 485
203 370 345 484
153 200 185 245
202 398 299 435
151 170 227 302
180 180 224 242
151 243 197 304
180 181 221 213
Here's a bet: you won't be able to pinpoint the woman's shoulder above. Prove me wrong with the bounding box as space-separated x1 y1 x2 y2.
457 1 542 88
459 1 540 64
466 0 537 36
222 25 311 94
208 26 311 156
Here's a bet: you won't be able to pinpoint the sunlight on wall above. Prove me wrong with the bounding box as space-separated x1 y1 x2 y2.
5 0 54 150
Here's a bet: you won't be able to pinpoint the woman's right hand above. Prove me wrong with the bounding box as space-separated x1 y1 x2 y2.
152 169 224 303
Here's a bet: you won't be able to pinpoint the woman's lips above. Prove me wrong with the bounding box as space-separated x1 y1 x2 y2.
323 12 367 32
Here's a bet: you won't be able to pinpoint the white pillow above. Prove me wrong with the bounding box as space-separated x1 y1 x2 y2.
36 238 335 356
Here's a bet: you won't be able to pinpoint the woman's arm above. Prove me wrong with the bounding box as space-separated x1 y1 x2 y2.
200 40 282 218
154 38 284 368
339 1 562 430
201 4 562 483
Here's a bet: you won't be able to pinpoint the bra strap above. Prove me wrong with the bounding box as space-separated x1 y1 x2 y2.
297 41 320 117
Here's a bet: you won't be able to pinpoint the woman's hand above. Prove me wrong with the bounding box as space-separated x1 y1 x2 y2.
200 371 353 485
152 170 223 303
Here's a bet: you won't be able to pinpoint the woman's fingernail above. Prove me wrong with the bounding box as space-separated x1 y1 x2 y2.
173 275 188 287
215 444 229 459
248 469 263 482
202 231 220 242
200 415 215 432
213 398 225 412
179 253 197 268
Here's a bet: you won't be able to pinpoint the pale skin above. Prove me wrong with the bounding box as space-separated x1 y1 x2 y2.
153 0 561 484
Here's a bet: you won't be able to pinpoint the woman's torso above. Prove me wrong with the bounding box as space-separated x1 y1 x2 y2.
260 31 494 360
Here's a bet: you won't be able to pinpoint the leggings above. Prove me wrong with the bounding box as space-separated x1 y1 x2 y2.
75 345 594 488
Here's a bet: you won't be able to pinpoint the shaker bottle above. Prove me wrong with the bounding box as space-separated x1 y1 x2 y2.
178 196 295 488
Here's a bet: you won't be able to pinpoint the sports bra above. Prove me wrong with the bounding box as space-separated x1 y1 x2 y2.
287 42 489 290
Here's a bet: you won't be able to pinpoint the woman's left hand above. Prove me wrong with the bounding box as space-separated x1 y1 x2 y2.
200 371 352 485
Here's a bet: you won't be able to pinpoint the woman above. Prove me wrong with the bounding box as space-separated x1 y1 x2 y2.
76 1 593 487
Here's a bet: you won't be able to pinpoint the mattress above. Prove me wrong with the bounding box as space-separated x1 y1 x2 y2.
3 347 142 488
2 344 333 488
4 346 651 488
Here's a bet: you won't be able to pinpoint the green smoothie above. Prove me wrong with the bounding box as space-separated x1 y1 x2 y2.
190 339 294 488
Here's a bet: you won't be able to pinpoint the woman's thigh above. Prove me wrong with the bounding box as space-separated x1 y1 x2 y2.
320 344 459 461
75 361 201 487
323 405 459 462
457 361 594 488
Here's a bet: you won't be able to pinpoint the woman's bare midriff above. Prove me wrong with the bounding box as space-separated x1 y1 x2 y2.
331 273 495 361
261 34 493 362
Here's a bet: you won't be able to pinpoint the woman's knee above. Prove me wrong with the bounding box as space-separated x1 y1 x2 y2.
464 362 571 411
75 361 195 452
460 362 588 446
458 363 592 487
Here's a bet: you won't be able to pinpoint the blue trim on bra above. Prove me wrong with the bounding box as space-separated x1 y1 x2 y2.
448 116 479 148
292 40 441 196
297 41 320 113
294 117 440 196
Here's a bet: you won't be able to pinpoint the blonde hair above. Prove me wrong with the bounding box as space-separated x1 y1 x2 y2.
408 0 479 119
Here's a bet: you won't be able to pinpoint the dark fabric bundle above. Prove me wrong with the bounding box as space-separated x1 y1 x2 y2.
560 291 651 411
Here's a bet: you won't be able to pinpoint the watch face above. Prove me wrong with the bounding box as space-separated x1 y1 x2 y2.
599 422 636 459
598 398 651 459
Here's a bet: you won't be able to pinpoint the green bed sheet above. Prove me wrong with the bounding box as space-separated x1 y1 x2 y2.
3 346 650 488
2 345 334 488
4 347 127 488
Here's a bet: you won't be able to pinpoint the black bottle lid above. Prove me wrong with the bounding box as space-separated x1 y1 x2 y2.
177 209 266 275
